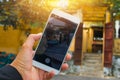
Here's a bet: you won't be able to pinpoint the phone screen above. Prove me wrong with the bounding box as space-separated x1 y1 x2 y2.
33 13 78 70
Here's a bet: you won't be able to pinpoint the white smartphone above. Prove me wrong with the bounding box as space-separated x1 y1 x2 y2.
33 9 80 75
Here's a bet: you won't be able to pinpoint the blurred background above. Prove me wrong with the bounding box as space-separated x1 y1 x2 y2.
0 0 120 79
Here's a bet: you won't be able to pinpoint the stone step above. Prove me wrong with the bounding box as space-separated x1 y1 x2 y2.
83 62 102 67
84 56 101 60
79 71 104 78
84 53 102 57
83 54 102 61
80 53 103 77
82 66 102 71
83 59 102 63
80 71 103 74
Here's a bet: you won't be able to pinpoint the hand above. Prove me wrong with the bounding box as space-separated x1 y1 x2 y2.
11 33 71 80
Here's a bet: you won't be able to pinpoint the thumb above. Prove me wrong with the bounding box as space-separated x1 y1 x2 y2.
23 33 42 50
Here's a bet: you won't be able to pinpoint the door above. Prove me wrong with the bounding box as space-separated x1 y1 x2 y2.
73 23 83 65
104 22 114 67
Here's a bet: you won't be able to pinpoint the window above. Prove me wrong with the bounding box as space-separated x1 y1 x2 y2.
93 28 103 41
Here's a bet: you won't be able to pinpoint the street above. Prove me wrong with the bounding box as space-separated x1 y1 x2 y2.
52 75 119 80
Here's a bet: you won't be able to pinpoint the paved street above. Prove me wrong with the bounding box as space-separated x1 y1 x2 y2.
52 75 120 80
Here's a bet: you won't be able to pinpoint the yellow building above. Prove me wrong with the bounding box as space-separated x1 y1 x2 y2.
0 0 120 77
0 26 43 54
0 1 115 67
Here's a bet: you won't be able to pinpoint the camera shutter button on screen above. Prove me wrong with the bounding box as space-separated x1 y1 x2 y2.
45 58 51 64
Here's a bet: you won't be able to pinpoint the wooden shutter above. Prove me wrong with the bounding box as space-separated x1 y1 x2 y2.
73 23 83 65
104 22 114 67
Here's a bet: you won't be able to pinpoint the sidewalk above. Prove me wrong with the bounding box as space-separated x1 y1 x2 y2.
52 75 120 80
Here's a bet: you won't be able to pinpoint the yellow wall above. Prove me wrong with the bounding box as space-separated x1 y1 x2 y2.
69 28 94 53
0 26 43 54
0 25 106 55
87 28 93 52
0 26 21 54
113 39 120 55
69 38 75 52
82 29 88 52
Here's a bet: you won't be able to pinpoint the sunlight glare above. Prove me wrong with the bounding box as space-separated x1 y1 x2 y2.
57 0 69 9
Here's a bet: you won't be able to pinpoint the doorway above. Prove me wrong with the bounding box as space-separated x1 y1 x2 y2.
92 27 103 53
82 26 103 54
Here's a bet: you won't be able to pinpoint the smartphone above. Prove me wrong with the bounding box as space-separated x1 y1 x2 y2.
33 9 80 75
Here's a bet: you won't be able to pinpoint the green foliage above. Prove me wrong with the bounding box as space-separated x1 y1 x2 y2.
2 0 120 29
0 1 18 30
0 0 53 30
110 0 120 17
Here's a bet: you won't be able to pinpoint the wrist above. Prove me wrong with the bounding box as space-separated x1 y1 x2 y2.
10 61 28 80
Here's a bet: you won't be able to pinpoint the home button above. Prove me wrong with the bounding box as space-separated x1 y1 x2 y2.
45 58 51 64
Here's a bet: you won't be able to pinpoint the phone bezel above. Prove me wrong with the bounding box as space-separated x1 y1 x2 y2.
32 9 81 75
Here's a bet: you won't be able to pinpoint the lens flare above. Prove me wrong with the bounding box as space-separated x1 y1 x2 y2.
57 0 69 9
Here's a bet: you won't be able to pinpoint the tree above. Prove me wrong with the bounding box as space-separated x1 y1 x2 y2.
0 0 53 30
109 0 120 19
0 0 18 30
